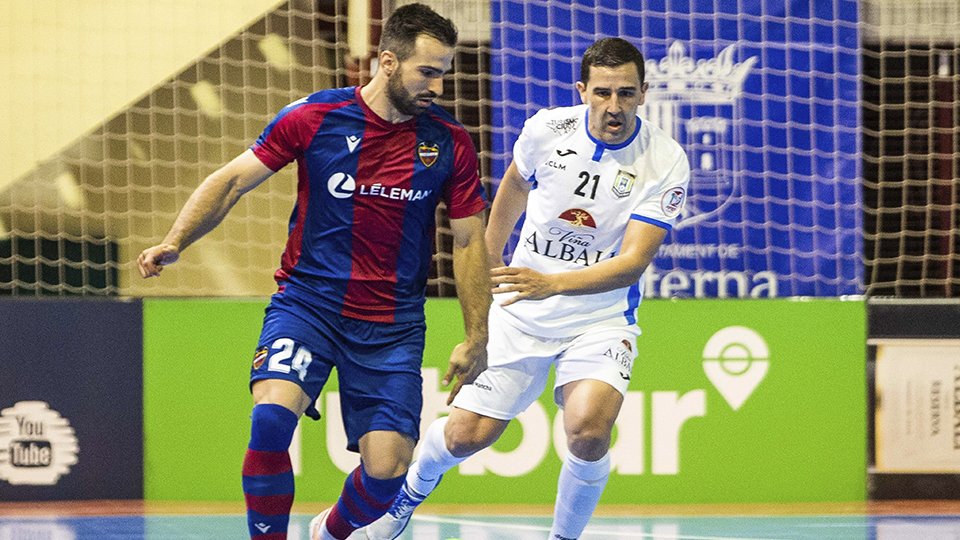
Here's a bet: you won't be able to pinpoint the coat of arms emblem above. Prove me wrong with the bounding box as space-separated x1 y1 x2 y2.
641 42 758 229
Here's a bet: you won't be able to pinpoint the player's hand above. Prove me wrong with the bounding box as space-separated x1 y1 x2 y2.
442 341 487 405
491 266 558 307
137 244 180 278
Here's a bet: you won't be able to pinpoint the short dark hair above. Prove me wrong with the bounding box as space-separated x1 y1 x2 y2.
580 38 645 85
379 3 458 61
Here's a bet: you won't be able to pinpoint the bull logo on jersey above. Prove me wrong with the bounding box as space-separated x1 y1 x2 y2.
612 170 636 198
640 42 757 229
558 208 596 228
418 141 440 167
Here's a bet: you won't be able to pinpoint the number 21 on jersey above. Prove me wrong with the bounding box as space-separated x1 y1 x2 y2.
575 170 600 199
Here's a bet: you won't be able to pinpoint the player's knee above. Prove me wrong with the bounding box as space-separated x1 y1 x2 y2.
567 434 610 462
249 403 299 451
444 417 499 457
358 431 415 478
565 420 613 462
362 458 409 480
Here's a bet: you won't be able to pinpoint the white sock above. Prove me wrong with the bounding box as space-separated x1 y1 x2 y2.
549 452 610 540
406 416 466 497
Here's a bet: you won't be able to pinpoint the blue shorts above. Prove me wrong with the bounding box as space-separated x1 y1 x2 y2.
250 285 425 452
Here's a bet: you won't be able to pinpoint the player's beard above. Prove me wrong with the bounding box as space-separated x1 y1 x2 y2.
387 69 436 117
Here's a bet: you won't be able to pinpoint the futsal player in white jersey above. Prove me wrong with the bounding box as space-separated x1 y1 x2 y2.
367 37 691 540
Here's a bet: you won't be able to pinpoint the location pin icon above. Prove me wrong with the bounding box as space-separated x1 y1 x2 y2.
702 326 769 410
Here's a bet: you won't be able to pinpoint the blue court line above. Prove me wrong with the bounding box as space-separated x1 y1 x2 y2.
1 512 959 540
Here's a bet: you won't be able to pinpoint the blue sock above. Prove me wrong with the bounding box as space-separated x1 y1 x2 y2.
242 403 299 539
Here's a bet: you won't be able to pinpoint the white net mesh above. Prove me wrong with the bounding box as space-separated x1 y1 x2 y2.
2 0 958 298
3 1 337 296
0 0 495 297
862 0 960 297
487 0 862 298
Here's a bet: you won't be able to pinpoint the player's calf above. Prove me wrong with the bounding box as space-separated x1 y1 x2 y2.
243 403 299 540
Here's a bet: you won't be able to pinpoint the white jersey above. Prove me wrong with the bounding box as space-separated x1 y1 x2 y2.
495 104 691 338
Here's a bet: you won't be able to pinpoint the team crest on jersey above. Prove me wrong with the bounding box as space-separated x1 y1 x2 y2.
253 346 268 370
621 339 633 353
418 141 440 167
546 117 579 135
661 187 686 217
558 208 596 228
612 170 636 198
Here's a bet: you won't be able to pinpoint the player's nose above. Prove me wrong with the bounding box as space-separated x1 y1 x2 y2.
428 77 443 97
607 95 623 114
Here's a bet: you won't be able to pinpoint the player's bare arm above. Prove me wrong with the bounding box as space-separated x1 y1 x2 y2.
485 161 531 267
492 218 667 307
137 150 274 278
444 212 492 404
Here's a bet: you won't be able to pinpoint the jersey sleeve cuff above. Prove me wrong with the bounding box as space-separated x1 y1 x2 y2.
631 213 673 231
250 144 288 172
448 199 489 220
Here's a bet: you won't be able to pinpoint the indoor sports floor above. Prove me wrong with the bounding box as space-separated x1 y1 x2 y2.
2 501 960 540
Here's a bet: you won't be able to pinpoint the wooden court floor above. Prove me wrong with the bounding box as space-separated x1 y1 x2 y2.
1 500 959 539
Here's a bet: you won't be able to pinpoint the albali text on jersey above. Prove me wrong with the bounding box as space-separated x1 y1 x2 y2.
495 104 691 338
251 86 487 323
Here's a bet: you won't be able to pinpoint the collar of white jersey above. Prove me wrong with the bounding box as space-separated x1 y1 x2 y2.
583 110 642 162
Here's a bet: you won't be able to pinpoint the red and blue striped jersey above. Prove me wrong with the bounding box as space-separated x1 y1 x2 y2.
251 86 486 323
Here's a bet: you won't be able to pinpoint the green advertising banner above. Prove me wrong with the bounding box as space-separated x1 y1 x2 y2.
143 298 866 504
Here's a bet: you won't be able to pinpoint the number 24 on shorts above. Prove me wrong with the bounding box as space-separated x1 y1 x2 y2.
267 338 313 381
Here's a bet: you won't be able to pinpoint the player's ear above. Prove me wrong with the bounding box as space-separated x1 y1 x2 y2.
576 81 588 104
379 50 399 76
638 81 649 106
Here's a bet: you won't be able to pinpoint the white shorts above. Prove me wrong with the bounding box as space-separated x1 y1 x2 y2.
452 307 640 421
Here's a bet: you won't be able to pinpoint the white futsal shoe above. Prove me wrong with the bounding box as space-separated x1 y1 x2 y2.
309 507 339 540
364 482 428 540
309 507 371 540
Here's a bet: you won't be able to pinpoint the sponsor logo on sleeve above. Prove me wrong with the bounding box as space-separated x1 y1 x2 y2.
661 187 686 217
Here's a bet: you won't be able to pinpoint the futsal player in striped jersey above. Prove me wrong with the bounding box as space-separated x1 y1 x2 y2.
367 38 691 540
136 4 491 539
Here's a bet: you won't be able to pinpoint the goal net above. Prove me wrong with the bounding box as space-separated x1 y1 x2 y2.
861 0 960 297
489 0 862 298
3 0 954 298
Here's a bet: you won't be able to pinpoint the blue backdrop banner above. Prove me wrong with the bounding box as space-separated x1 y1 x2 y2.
491 0 862 297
